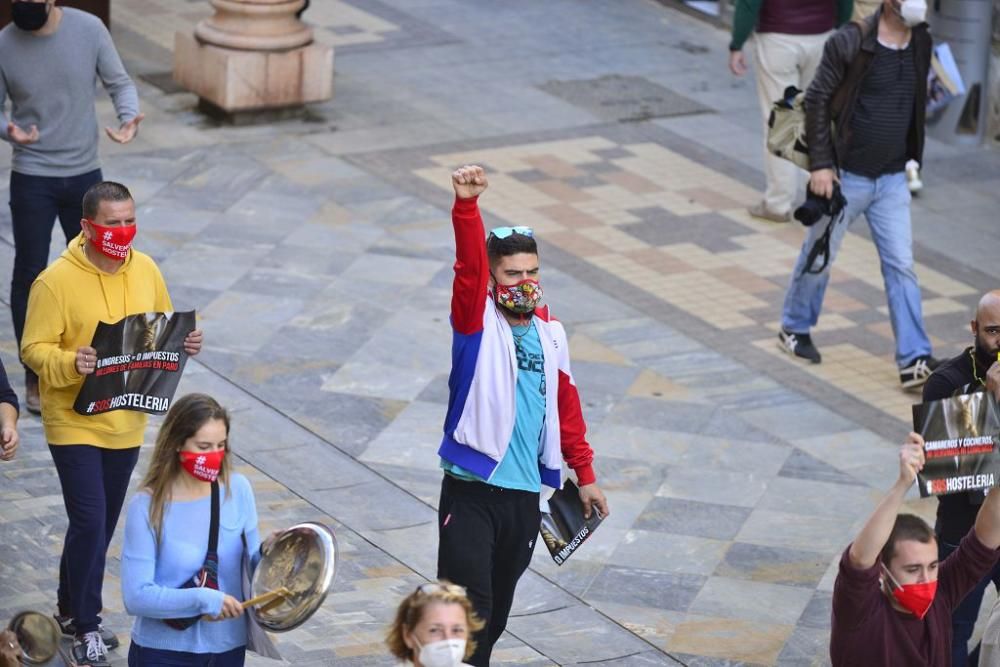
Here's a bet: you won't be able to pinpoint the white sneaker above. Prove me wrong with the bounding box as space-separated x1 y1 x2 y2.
71 630 110 667
906 159 923 194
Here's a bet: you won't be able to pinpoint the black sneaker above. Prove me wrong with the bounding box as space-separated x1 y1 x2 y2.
900 355 940 391
71 631 110 667
778 329 822 364
55 615 119 650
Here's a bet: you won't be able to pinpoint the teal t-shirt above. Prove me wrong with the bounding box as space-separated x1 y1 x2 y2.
442 320 546 492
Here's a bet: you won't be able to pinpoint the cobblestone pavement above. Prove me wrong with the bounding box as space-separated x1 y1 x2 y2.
0 0 998 665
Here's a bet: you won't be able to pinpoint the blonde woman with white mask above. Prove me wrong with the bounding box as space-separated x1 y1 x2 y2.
387 582 484 667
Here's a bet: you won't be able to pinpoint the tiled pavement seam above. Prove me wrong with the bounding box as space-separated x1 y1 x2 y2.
339 120 998 443
0 295 682 666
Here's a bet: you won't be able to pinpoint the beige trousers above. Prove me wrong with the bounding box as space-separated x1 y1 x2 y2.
752 31 831 215
852 0 881 21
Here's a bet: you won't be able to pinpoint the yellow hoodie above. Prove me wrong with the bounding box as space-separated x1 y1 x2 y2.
21 232 173 449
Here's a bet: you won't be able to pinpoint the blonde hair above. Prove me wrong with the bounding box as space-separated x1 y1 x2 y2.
140 393 232 543
386 581 485 661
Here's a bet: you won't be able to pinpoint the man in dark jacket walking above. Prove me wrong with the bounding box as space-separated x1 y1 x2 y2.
777 0 938 390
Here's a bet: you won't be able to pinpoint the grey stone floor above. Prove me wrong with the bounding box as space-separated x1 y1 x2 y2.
0 0 998 665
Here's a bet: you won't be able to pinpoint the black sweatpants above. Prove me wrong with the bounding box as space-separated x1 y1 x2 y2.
437 475 540 667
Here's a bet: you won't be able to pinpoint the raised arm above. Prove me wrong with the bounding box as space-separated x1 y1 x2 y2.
450 165 490 335
848 434 925 569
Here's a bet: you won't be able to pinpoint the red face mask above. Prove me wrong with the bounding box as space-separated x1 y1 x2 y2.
86 220 136 260
883 564 937 619
179 450 225 483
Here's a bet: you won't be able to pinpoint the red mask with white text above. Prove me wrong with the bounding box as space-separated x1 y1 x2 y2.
883 564 937 619
179 450 225 483
86 220 136 260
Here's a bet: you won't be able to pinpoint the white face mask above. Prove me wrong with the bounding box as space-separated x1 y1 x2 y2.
416 638 466 667
898 0 927 27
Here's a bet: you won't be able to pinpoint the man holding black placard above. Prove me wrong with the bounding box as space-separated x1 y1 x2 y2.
830 433 1000 666
921 289 1000 666
20 181 202 667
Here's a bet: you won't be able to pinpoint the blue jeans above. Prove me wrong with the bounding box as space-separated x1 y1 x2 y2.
780 170 932 367
938 535 1000 667
128 643 246 666
8 169 102 377
49 444 139 635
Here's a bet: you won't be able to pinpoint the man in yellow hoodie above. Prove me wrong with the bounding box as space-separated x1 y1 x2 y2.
21 181 202 667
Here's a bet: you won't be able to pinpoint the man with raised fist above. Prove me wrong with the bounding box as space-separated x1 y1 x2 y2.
436 165 609 666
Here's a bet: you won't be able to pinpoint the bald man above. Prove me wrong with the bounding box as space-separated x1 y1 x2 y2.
922 289 1000 666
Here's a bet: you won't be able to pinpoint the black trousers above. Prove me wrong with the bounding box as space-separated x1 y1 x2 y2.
437 475 540 667
9 168 102 378
49 444 139 634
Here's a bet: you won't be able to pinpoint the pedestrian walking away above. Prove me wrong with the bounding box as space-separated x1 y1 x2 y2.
20 181 202 667
436 165 610 666
778 0 939 390
0 0 144 414
728 0 852 223
121 394 268 667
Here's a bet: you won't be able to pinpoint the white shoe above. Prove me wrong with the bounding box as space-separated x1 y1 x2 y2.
906 160 923 194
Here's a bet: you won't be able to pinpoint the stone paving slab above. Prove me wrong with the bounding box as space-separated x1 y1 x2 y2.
0 0 997 665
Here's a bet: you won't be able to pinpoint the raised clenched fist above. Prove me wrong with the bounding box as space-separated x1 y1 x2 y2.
452 165 488 200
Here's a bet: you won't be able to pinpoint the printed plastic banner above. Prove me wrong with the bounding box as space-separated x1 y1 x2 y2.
73 311 195 416
912 391 1000 497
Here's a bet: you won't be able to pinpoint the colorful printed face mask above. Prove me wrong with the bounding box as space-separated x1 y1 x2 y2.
179 450 225 483
494 278 543 314
883 564 937 619
86 220 136 260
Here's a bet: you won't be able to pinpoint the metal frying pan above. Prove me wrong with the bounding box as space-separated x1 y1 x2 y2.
249 522 337 632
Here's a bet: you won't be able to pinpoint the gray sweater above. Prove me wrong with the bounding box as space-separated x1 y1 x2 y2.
0 8 139 177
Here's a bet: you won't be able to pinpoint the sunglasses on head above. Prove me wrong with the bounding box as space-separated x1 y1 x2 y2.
415 582 467 596
488 226 533 240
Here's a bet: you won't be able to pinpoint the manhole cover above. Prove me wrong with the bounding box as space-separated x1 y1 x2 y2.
540 74 710 123
139 71 187 95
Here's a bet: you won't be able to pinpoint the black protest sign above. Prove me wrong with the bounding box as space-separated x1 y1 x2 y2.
913 391 1000 497
539 479 604 565
74 311 196 416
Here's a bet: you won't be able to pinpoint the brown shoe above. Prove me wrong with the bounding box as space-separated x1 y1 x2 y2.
748 202 791 223
25 375 40 415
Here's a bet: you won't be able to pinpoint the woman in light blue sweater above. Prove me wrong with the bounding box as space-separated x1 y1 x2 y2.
121 394 262 667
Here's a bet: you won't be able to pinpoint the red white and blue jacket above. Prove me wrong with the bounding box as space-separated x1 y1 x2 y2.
438 196 596 493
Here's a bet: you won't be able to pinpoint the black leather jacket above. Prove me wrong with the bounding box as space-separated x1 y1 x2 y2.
804 8 932 172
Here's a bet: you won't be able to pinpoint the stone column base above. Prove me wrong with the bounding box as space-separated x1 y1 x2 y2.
173 31 333 112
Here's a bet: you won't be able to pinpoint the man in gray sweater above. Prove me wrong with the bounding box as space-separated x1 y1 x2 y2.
0 0 143 424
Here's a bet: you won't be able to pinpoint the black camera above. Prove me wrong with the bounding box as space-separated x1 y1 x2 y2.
794 183 846 226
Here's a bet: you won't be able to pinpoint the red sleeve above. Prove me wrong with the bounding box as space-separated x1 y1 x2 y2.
558 370 596 486
451 196 488 335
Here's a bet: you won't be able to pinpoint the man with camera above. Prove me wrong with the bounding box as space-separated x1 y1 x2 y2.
777 0 937 390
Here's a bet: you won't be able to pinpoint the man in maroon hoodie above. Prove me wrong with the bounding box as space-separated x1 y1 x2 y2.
831 433 1000 665
728 0 853 222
